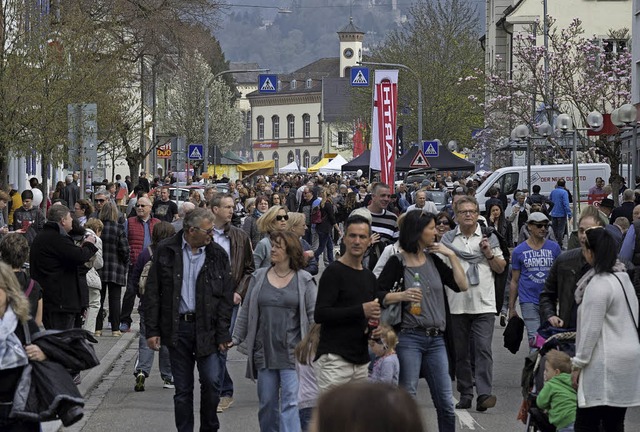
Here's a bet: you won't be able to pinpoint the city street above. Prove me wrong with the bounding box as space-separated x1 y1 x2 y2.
44 318 640 432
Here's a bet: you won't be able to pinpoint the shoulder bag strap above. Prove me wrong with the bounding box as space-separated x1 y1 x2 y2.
25 279 35 298
22 321 31 345
613 274 640 342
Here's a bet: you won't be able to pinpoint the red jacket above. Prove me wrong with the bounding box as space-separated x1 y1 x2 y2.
127 216 160 265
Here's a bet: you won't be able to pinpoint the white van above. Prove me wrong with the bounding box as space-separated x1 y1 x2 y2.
476 163 611 212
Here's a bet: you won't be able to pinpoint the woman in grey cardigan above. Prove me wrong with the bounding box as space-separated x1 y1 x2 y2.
233 231 317 432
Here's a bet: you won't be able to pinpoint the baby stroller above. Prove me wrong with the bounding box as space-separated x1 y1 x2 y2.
519 328 576 432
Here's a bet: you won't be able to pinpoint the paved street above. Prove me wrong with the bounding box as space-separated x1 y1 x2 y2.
42 317 640 432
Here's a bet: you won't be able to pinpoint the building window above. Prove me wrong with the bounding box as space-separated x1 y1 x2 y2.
288 151 295 163
272 115 280 139
287 114 295 138
290 79 296 90
603 39 627 57
257 152 264 161
273 152 279 171
257 116 264 140
306 79 312 89
338 131 349 147
303 114 310 138
303 150 310 168
245 110 251 130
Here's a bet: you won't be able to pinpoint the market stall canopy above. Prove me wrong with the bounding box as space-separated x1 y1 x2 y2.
319 154 348 174
280 161 307 173
307 157 331 173
237 160 274 178
341 150 372 172
395 145 475 172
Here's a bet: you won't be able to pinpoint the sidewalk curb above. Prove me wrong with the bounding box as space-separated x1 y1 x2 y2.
41 331 137 432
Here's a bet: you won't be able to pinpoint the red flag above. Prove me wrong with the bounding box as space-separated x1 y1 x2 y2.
370 71 398 192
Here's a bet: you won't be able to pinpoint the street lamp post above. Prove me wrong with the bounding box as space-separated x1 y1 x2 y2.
357 61 423 144
555 111 603 231
204 68 269 177
511 122 553 195
612 103 639 183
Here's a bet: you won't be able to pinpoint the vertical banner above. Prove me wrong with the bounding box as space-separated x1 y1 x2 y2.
352 118 366 158
369 70 399 192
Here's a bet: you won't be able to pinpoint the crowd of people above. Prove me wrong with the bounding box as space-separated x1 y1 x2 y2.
1 168 640 432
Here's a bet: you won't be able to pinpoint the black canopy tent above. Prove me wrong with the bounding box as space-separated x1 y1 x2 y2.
341 150 372 172
395 145 475 172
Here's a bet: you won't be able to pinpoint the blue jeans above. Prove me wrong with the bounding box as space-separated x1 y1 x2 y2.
169 321 223 432
520 302 540 351
218 304 239 397
135 307 172 380
299 407 313 432
396 330 455 432
552 216 567 248
314 231 334 263
257 368 300 432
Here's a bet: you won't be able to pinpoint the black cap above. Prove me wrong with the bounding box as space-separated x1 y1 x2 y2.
599 198 615 209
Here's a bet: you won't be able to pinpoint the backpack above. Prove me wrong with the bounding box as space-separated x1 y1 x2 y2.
311 205 323 224
138 247 154 296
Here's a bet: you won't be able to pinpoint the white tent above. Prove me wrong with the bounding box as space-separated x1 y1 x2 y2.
318 154 348 174
279 161 307 173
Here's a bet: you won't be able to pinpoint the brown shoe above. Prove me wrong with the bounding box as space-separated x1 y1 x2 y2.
217 396 234 413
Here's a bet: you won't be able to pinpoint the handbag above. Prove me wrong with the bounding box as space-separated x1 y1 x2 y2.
380 253 406 326
86 268 101 290
613 274 640 342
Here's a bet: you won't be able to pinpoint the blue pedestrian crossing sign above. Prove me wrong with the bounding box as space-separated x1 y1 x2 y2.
351 67 369 87
422 140 439 157
188 144 204 160
258 74 278 93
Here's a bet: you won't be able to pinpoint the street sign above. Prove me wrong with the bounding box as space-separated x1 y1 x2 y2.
422 140 439 157
350 67 369 87
157 142 172 159
410 150 430 168
258 74 278 93
188 144 203 160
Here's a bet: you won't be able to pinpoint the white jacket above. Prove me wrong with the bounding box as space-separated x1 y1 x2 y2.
573 271 640 408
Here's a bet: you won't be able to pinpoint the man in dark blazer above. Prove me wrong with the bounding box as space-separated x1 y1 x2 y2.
30 205 98 330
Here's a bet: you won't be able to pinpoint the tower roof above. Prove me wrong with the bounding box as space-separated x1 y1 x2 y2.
337 17 364 34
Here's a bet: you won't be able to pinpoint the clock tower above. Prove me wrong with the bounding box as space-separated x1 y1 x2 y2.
337 18 364 78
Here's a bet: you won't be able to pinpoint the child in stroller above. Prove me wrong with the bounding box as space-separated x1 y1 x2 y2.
536 350 577 431
519 331 576 432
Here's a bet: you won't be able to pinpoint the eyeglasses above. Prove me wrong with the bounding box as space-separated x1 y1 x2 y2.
457 210 478 216
436 220 449 226
193 226 215 235
276 215 289 221
530 223 549 229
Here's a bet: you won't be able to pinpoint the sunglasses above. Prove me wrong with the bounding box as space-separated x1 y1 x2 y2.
436 220 449 226
530 222 549 229
136 204 148 208
276 215 289 221
95 199 105 203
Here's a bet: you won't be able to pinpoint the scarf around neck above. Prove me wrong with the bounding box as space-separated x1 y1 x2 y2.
0 304 29 370
574 260 626 305
440 226 500 286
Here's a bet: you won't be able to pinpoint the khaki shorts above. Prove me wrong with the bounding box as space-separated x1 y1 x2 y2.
313 353 369 393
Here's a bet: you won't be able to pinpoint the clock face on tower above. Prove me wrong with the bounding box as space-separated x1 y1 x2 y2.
343 48 354 59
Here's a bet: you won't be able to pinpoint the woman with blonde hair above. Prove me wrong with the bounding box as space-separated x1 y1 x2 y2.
97 202 130 337
254 206 290 268
287 212 318 275
0 262 47 430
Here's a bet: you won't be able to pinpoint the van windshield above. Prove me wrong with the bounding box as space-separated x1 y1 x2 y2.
483 172 519 196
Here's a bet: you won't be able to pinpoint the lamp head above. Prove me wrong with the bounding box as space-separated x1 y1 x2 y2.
586 111 603 129
611 108 623 127
536 122 553 137
556 114 572 132
619 104 638 125
514 124 530 140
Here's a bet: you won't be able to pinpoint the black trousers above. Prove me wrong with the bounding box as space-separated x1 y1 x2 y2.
575 406 626 432
96 281 123 332
42 308 77 331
